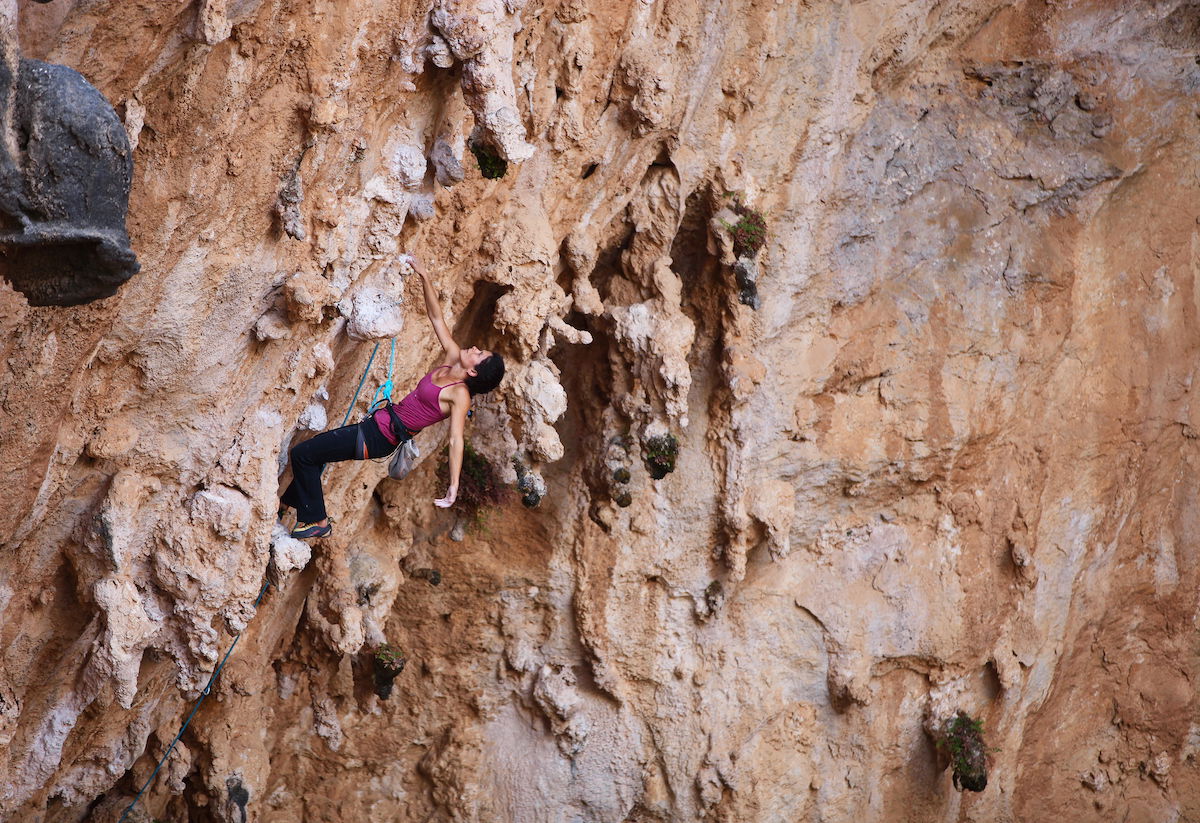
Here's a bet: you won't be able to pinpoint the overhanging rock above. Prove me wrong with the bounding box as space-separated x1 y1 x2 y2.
0 58 139 306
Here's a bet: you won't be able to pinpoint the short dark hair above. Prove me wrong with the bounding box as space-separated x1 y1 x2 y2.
464 353 505 396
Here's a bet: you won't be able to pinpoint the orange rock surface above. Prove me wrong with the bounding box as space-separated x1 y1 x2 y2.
2 1 1199 821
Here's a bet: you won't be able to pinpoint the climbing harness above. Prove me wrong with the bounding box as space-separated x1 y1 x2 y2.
117 579 272 823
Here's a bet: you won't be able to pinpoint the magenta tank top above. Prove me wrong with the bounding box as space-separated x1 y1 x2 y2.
373 366 464 444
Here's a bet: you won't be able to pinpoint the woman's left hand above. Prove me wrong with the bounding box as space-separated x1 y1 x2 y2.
434 486 457 508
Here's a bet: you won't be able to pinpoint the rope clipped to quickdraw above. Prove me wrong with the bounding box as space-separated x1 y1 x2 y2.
117 579 272 823
337 338 396 427
372 338 397 408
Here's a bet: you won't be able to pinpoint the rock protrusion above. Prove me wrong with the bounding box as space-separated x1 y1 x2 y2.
282 271 340 325
344 287 404 342
275 169 306 241
429 0 535 163
270 524 312 578
0 58 140 305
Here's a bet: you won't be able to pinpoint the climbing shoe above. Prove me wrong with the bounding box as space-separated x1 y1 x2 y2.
290 522 332 540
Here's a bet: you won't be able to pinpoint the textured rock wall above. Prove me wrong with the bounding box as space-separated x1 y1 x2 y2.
2 0 1200 821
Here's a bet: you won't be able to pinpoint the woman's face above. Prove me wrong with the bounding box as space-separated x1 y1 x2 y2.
462 346 492 372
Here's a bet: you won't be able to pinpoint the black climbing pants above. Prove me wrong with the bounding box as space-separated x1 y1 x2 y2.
281 420 400 523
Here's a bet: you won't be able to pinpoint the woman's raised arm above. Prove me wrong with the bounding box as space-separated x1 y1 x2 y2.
411 257 460 362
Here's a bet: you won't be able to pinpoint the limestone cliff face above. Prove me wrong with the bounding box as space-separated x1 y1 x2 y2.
2 0 1199 820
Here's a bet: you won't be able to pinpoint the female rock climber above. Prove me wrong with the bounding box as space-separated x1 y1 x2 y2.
280 258 505 539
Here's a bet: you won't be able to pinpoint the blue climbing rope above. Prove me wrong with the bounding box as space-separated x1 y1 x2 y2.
117 579 272 823
339 341 381 428
335 337 396 429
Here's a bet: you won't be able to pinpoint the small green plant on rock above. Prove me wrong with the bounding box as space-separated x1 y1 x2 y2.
936 711 989 792
438 442 512 528
722 195 768 258
373 644 407 700
470 141 507 179
643 434 679 480
730 208 767 258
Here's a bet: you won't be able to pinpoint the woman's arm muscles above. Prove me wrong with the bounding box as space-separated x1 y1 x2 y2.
435 391 470 507
411 258 460 361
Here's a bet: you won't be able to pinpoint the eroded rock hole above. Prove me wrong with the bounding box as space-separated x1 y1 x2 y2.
453 280 512 351
672 188 732 423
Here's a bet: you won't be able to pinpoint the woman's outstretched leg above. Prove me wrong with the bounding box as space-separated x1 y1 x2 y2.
281 424 360 534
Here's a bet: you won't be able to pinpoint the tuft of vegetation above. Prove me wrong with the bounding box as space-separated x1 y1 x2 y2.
643 434 679 480
438 442 513 526
612 466 631 484
470 141 507 179
936 711 989 792
729 205 767 258
373 644 407 700
614 491 633 508
721 193 768 259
